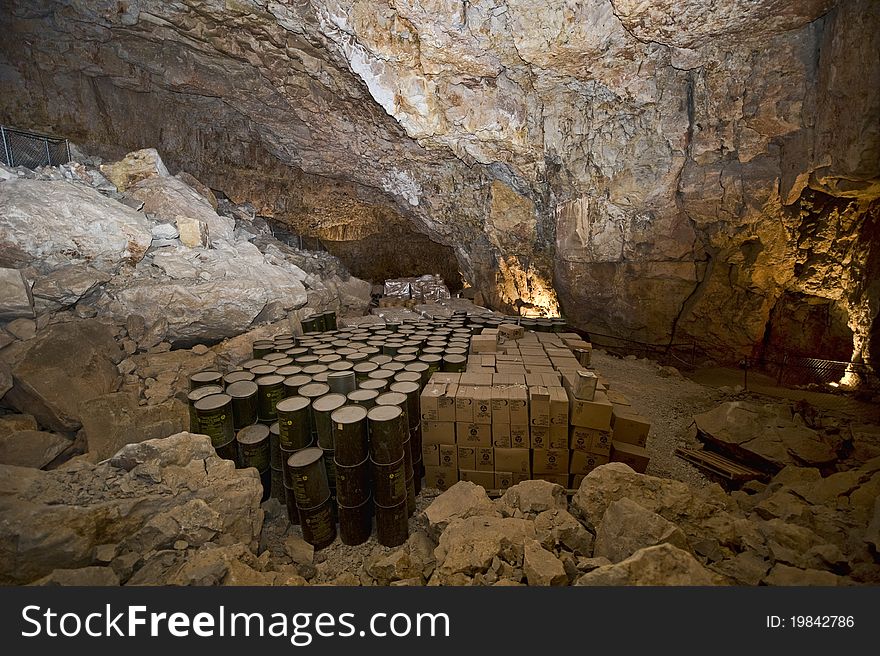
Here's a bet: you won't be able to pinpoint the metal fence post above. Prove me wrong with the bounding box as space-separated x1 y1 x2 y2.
1 127 12 167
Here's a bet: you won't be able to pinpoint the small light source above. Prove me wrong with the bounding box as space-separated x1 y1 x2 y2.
828 381 839 388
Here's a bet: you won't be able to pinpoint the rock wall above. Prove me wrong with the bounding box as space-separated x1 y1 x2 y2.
1 1 878 366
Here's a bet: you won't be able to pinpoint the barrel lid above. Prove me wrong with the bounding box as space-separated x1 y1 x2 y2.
275 365 302 377
194 393 232 411
286 347 308 356
223 370 255 385
419 354 442 363
390 381 420 395
295 354 319 364
317 354 342 364
269 357 293 367
312 372 330 383
283 374 313 388
332 405 368 424
369 354 393 365
394 371 421 384
376 391 407 407
253 339 274 347
353 362 378 373
368 369 395 380
359 379 388 391
327 360 354 372
269 422 280 435
287 446 324 469
263 352 287 362
226 380 258 397
302 364 329 375
347 389 379 402
444 354 467 363
237 424 270 444
327 370 356 381
255 374 284 386
382 362 405 372
312 393 347 413
250 365 277 376
190 370 222 384
405 362 430 373
299 382 331 398
367 404 402 422
188 385 224 402
276 396 310 413
241 358 269 369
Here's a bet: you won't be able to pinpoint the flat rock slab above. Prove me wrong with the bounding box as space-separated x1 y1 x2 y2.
694 401 836 472
0 430 70 468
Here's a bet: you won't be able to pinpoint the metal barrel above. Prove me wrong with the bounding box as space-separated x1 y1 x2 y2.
337 495 372 546
268 421 281 468
418 354 442 378
250 364 277 377
281 442 314 488
322 311 337 331
374 497 408 548
367 405 406 464
323 449 337 494
223 370 255 386
370 453 406 506
334 454 370 505
271 465 285 502
252 340 275 358
193 393 234 447
413 456 423 495
226 380 259 429
311 393 347 450
189 370 223 390
283 485 300 525
376 392 409 441
188 384 224 432
303 363 329 377
367 369 396 384
214 434 239 466
297 495 336 550
401 437 415 482
353 361 378 382
275 365 302 378
442 354 467 372
286 447 330 509
327 371 357 395
404 362 431 388
301 315 321 334
394 371 421 385
331 405 369 465
263 352 288 363
369 354 393 366
297 382 331 433
389 381 420 431
359 378 388 393
346 388 379 409
276 396 312 450
283 374 313 397
236 424 271 472
256 374 285 421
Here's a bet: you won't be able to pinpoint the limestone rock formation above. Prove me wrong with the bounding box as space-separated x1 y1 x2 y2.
0 433 263 585
1 0 877 366
575 543 718 586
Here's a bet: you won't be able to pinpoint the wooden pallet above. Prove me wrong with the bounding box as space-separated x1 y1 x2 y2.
675 447 766 483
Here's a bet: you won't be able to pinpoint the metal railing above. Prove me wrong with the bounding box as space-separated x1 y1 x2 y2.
0 125 70 169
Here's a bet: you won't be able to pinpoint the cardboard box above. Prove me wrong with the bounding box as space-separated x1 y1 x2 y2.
569 391 613 430
476 446 494 471
542 372 562 386
611 411 651 447
570 450 610 475
419 383 446 421
492 423 512 448
430 373 461 384
498 324 525 340
455 385 475 422
564 370 598 401
510 425 530 449
438 384 458 422
611 441 650 473
530 425 549 449
424 465 458 491
421 443 440 467
480 355 496 368
460 372 493 387
494 374 525 386
494 447 531 475
532 448 569 474
508 386 529 424
548 386 569 425
422 421 455 445
549 424 569 450
470 335 498 354
529 386 550 426
438 444 458 469
491 386 510 424
495 364 528 374
456 445 476 470
495 471 514 489
510 472 531 485
459 469 495 488
569 426 612 455
473 385 493 424
534 473 568 487
456 422 492 447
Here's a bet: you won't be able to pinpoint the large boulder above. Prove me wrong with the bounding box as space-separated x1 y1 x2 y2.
575 544 718 586
0 430 70 468
0 432 263 584
0 178 151 273
0 267 33 320
99 148 169 191
522 539 568 586
31 264 111 312
4 320 123 432
79 392 188 461
594 497 691 563
423 481 496 538
497 479 568 516
433 516 536 583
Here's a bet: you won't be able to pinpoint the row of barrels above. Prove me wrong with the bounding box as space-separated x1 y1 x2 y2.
187 312 492 548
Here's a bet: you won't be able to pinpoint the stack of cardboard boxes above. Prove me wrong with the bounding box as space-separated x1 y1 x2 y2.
420 326 652 491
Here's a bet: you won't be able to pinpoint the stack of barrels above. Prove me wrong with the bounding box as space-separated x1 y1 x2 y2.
187 308 565 551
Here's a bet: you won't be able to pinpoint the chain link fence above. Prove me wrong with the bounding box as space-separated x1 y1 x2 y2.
1 126 70 169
